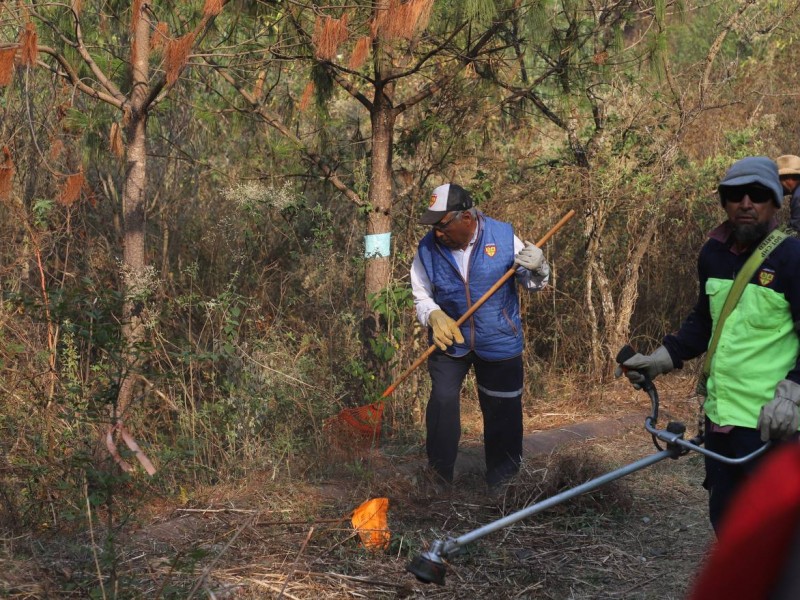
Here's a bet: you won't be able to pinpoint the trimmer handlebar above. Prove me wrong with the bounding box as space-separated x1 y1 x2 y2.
616 343 770 464
641 384 770 465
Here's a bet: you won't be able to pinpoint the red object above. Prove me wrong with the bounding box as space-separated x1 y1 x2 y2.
688 443 800 599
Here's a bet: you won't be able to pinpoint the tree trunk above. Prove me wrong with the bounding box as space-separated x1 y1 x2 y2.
364 84 396 318
116 5 151 418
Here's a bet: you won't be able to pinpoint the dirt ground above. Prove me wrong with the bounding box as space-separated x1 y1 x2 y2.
1 374 719 599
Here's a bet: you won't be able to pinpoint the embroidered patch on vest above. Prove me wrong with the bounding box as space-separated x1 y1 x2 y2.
758 268 775 287
484 244 497 257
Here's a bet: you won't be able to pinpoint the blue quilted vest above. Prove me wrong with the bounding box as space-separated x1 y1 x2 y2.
417 214 523 360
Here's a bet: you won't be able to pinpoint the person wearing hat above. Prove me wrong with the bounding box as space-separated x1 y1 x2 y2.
616 156 800 533
777 154 800 233
410 182 550 492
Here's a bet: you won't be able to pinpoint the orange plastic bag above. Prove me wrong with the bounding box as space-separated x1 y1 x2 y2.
351 497 390 551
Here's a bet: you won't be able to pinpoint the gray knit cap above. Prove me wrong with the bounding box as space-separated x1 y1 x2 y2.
718 156 783 207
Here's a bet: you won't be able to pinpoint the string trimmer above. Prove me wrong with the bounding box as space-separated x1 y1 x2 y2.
407 345 771 585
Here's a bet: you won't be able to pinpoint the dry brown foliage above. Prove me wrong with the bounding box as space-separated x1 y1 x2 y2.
0 47 15 86
203 0 224 17
110 122 124 158
253 70 266 100
165 31 197 85
48 138 65 162
3 406 711 598
373 0 433 40
19 22 38 67
348 35 372 70
312 14 350 61
151 21 170 52
0 147 14 201
58 171 84 208
299 81 314 112
122 105 132 127
71 0 83 16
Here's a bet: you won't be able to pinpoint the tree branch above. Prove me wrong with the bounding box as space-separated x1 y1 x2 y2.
36 46 125 109
206 59 365 207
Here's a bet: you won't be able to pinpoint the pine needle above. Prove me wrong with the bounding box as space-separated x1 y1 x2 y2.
152 22 170 52
58 171 84 208
110 122 124 158
203 0 224 17
348 36 371 70
0 147 14 201
165 31 197 85
312 15 349 61
0 47 15 86
298 81 314 112
374 0 433 40
48 138 65 161
19 22 38 67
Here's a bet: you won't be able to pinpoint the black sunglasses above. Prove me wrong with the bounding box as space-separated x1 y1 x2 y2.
720 186 774 205
432 211 462 231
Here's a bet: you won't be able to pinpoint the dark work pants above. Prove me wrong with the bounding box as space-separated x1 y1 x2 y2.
426 351 523 487
702 417 789 534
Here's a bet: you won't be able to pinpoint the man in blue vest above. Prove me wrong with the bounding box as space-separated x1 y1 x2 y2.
410 182 550 492
616 156 800 532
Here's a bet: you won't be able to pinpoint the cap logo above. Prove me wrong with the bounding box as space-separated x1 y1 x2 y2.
429 194 438 208
758 269 775 287
484 244 496 258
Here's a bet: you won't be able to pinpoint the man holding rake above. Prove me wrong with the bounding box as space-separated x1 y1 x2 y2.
410 182 550 492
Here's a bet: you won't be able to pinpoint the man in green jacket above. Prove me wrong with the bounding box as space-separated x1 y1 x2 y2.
617 156 800 532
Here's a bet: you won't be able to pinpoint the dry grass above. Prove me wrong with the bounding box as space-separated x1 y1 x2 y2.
0 373 714 598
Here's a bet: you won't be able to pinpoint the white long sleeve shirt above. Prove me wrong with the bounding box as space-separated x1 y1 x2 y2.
410 228 550 327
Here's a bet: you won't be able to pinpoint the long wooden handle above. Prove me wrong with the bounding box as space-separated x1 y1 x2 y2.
381 209 576 398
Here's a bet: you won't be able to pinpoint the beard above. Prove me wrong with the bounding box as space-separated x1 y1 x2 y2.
732 221 770 246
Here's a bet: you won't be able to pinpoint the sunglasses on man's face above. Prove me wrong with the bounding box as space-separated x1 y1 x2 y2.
433 212 461 231
720 186 774 205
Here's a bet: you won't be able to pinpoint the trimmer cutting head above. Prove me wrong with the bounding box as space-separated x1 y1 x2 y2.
407 551 447 585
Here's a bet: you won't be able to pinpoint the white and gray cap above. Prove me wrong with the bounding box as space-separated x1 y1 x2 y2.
420 183 474 225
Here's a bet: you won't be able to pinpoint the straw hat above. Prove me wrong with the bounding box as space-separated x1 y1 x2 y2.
776 155 800 177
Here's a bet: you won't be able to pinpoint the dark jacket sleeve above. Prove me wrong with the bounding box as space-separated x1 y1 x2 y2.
780 240 800 385
662 244 713 369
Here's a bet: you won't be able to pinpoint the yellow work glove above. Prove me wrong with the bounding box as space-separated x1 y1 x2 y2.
428 309 464 351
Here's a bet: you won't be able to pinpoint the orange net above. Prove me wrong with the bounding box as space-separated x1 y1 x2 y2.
324 401 384 449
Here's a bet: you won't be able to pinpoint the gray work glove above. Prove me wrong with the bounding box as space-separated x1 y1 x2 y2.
614 345 674 389
757 379 800 442
514 242 544 274
428 309 465 351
